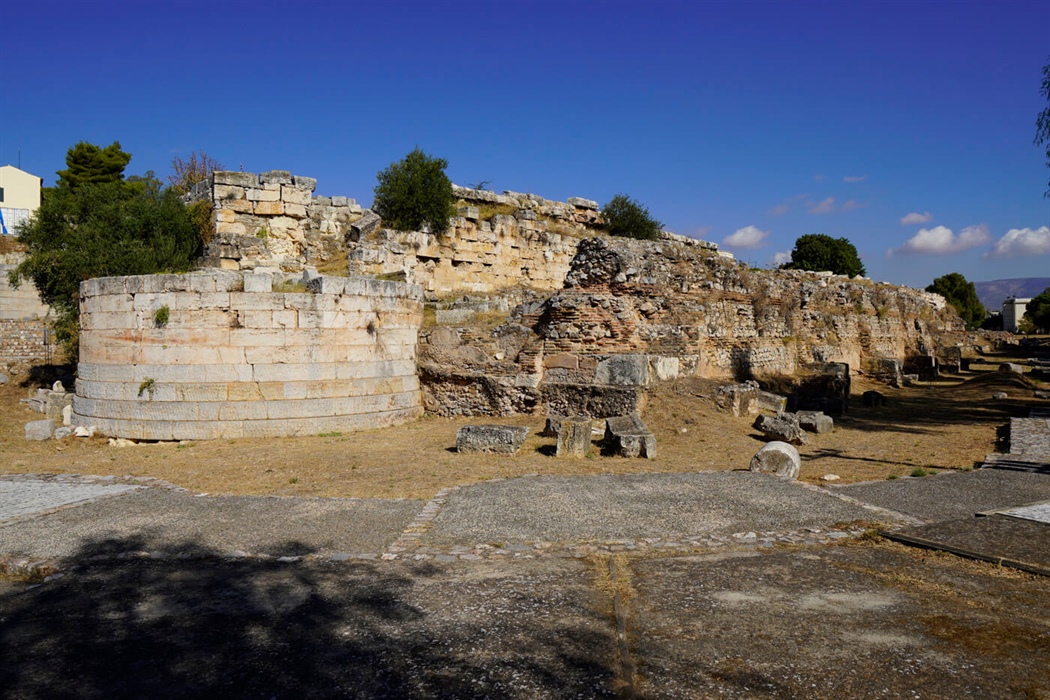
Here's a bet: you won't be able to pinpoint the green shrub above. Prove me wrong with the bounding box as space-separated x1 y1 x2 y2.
153 305 170 326
372 148 455 233
601 194 662 240
781 234 866 277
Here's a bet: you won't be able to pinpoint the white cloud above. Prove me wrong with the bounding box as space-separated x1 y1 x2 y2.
723 225 769 249
900 211 933 225
841 199 862 212
771 251 791 266
894 224 990 255
843 175 866 183
984 226 1050 259
809 197 835 214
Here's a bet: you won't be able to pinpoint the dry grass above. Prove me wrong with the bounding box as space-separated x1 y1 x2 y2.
2 352 1045 501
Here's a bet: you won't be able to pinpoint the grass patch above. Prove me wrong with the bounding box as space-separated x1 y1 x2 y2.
910 467 930 478
274 279 307 293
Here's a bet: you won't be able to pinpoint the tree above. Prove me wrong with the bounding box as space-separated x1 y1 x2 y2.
1036 57 1050 197
1022 287 1050 332
780 234 866 277
55 141 131 191
925 273 986 330
372 148 455 233
9 142 202 361
169 150 224 195
601 194 662 241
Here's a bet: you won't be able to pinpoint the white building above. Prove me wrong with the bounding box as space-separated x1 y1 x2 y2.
0 165 42 235
1002 296 1032 333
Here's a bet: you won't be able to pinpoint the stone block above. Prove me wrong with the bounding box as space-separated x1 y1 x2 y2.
25 419 54 441
350 211 381 240
999 363 1024 374
247 188 280 202
254 201 284 216
213 171 258 188
756 391 787 413
331 196 349 207
281 186 312 205
458 206 479 221
283 203 307 218
225 198 252 213
556 416 593 458
456 424 529 454
542 414 566 437
649 356 680 381
717 381 759 416
603 414 656 459
216 221 247 236
54 426 73 439
797 410 834 434
243 272 273 293
750 441 801 480
293 175 317 191
544 353 579 370
567 197 599 210
259 170 292 185
596 354 650 386
214 185 245 200
753 413 807 445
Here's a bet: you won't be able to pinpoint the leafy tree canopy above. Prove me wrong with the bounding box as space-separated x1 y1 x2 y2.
372 148 455 233
925 272 986 330
780 234 866 277
601 194 662 241
56 141 131 191
1022 287 1050 332
9 142 202 360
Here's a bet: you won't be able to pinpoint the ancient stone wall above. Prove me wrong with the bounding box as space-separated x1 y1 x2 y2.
189 170 366 273
417 236 961 417
73 270 423 440
0 255 53 364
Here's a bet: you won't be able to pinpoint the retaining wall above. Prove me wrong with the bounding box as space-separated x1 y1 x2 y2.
73 270 423 440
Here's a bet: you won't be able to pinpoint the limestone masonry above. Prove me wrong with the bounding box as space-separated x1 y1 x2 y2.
73 270 423 440
1 254 52 363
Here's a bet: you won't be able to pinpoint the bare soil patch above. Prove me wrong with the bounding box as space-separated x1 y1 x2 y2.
2 353 1045 501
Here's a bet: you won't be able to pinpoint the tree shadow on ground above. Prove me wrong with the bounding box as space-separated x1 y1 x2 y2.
0 535 618 699
17 362 75 390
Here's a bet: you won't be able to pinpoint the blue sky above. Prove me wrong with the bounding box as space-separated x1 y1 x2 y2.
1 0 1047 289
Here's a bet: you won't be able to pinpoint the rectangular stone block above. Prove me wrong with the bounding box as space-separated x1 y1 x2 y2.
259 170 292 185
216 221 247 235
247 188 280 202
243 272 273 293
225 198 253 213
214 171 258 188
283 203 306 218
254 201 284 216
213 184 245 200
556 416 593 458
456 424 529 454
292 175 317 191
281 186 312 205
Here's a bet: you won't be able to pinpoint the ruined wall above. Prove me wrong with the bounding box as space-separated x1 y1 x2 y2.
535 236 957 379
190 170 366 272
0 255 53 364
417 236 960 417
73 270 423 440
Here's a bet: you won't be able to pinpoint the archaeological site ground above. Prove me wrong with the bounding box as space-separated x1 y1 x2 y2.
2 171 1048 697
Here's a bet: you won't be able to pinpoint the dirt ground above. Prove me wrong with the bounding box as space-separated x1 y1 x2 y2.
2 351 1046 501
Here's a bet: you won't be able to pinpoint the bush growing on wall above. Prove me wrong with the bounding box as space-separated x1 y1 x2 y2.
601 194 662 240
372 148 456 233
780 234 866 278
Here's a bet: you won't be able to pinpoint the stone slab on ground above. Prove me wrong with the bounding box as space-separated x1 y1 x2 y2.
420 472 880 546
455 424 529 454
0 488 423 560
0 480 140 523
836 469 1050 523
1001 501 1050 524
885 514 1050 574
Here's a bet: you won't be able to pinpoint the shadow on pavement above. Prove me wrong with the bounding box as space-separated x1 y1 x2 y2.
0 535 618 699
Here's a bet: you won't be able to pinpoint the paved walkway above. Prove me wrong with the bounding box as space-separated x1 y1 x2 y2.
0 479 140 523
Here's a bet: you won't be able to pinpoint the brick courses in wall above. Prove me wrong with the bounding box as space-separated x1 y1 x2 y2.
0 319 52 365
73 270 424 440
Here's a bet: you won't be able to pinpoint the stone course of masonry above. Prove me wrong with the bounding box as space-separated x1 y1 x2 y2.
73 270 423 440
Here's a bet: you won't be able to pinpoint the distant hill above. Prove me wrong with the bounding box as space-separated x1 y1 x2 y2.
974 278 1050 311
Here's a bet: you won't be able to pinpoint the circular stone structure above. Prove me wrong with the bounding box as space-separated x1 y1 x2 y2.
73 270 423 440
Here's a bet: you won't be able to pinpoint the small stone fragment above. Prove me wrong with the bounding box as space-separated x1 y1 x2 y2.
24 419 54 441
74 425 96 438
54 427 73 439
797 410 834 434
820 474 840 482
753 412 807 445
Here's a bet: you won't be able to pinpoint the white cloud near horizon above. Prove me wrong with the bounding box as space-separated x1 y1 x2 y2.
809 197 835 214
900 211 933 225
723 225 769 249
984 226 1050 259
843 175 866 183
891 224 990 256
771 251 791 266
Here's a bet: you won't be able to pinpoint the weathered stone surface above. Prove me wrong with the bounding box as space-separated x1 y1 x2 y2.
567 197 599 210
541 383 643 420
456 424 529 454
750 441 801 480
259 170 292 185
350 211 380 240
542 414 566 438
24 419 54 441
717 381 759 417
753 413 807 445
756 391 787 413
54 426 73 439
797 410 834 434
595 354 649 386
213 171 258 188
0 373 8 384
603 414 656 459
556 416 593 458
999 363 1024 374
